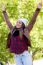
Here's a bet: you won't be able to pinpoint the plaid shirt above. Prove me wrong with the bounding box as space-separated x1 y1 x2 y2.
7 32 29 54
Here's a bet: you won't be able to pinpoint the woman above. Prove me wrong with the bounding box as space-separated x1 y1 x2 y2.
2 2 42 65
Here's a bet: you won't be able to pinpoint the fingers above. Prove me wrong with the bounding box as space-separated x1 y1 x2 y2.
37 2 42 9
1 4 6 11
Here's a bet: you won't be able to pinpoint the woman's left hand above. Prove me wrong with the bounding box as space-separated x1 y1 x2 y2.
37 0 42 9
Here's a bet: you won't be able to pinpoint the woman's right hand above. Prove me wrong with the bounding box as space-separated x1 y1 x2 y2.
2 4 6 11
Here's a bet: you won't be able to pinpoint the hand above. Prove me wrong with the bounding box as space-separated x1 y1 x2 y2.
37 1 42 9
1 4 6 11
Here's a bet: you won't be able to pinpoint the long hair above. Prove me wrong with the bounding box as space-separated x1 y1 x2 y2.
11 22 25 37
22 22 25 30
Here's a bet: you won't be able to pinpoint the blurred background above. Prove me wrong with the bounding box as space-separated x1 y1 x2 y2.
0 0 43 65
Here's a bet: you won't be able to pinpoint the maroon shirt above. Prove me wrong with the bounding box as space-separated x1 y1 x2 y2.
7 31 30 54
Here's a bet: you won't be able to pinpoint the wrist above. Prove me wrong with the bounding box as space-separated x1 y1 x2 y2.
2 10 6 12
37 6 42 9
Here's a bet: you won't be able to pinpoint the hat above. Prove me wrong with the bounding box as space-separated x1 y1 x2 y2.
18 18 28 25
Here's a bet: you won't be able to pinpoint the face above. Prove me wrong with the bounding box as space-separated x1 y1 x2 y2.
16 20 22 29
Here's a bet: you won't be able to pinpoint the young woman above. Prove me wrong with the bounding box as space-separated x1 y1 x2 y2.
2 2 42 65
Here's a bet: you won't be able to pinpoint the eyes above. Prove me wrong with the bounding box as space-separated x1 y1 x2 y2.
16 21 22 28
17 21 22 25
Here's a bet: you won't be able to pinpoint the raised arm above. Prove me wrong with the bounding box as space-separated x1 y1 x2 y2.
27 2 42 32
2 5 13 31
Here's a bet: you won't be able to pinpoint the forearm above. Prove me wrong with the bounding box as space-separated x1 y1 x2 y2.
2 11 13 31
27 8 41 32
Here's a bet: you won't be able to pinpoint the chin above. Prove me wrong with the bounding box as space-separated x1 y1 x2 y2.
16 27 20 29
16 26 21 29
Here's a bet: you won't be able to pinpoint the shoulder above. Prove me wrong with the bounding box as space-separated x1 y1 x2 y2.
24 27 29 33
23 27 29 38
7 32 11 40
